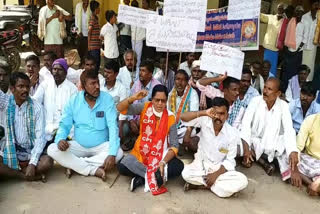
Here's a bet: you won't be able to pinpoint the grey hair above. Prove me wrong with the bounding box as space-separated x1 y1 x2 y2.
123 49 137 62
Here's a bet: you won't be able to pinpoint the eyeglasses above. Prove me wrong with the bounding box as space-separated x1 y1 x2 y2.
153 98 167 104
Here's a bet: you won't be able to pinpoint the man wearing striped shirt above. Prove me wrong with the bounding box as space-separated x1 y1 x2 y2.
0 72 53 180
88 1 101 73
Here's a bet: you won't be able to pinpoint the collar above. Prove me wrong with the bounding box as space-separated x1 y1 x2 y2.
141 79 152 90
104 80 118 91
81 91 101 107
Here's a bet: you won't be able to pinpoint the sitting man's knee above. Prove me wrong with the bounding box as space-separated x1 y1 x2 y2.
47 143 59 158
116 148 124 163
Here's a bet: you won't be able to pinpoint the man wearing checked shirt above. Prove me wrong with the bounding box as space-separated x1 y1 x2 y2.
48 69 123 181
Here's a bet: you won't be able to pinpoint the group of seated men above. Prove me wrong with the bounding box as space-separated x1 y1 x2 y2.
0 50 319 198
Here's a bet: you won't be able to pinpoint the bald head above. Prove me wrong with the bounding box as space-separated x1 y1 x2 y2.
266 77 280 91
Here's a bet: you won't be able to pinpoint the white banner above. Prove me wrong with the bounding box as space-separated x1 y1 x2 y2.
227 0 261 20
163 0 207 32
117 5 156 28
146 15 198 52
200 42 244 80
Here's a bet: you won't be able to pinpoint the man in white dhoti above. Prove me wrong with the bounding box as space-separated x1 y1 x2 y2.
240 78 302 188
181 97 248 198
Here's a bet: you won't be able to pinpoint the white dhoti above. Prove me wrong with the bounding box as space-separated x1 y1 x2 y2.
182 157 248 198
48 141 123 176
303 49 317 81
177 123 198 144
131 40 143 69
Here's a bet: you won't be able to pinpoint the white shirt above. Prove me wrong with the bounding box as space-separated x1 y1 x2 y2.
288 22 307 52
29 74 45 96
302 11 318 50
33 78 77 141
101 80 128 120
100 23 119 59
81 9 88 37
117 66 138 93
240 96 298 160
131 26 146 41
185 116 240 171
179 61 192 76
120 24 131 36
167 87 199 112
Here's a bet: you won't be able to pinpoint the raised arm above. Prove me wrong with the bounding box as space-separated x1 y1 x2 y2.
117 90 148 113
180 108 214 122
198 73 227 87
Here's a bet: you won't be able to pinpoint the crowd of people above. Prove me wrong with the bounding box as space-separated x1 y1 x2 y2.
0 0 319 198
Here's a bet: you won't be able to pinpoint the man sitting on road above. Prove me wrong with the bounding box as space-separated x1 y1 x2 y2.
181 97 248 198
48 69 123 181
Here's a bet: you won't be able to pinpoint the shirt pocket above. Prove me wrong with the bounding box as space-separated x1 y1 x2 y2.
94 116 106 130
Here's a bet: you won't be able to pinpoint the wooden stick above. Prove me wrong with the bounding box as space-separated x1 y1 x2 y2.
109 172 120 188
164 50 169 85
178 52 182 67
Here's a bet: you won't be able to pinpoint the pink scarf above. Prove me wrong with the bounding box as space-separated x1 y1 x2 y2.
189 78 207 110
285 18 297 50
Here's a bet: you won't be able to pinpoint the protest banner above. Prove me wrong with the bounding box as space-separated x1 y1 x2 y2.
117 5 156 28
200 42 244 80
228 0 261 20
163 0 207 32
146 15 198 52
196 8 259 51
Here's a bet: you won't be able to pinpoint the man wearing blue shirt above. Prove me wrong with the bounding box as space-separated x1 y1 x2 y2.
48 69 123 181
289 82 320 133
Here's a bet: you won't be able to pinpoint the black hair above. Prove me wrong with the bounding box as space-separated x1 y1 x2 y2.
90 0 100 13
152 85 168 99
85 55 97 64
10 72 30 87
44 51 57 61
212 97 230 112
251 61 262 66
0 57 12 75
223 77 240 89
175 69 189 82
140 59 154 73
80 69 99 87
301 82 317 97
104 60 120 73
262 60 271 68
25 54 40 66
105 10 117 22
298 64 311 74
242 68 252 76
131 0 139 7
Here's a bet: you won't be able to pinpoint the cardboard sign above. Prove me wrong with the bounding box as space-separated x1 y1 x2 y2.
117 5 156 28
163 0 207 32
200 42 244 80
228 0 261 20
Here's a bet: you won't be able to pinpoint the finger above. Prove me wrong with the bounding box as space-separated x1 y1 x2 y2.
249 155 254 162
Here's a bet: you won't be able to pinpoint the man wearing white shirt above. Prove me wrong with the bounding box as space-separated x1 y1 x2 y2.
167 70 199 149
118 50 138 93
101 60 128 149
179 53 196 76
33 58 77 142
75 0 91 68
25 55 44 96
240 78 302 188
100 10 119 63
181 97 248 198
302 1 319 81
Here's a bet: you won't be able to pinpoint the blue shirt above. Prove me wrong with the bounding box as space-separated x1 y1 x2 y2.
55 91 120 156
289 98 320 133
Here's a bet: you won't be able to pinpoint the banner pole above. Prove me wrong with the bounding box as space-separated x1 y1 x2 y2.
165 50 169 85
178 52 182 67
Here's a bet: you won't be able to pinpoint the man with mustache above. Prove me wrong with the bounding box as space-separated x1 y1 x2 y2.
179 53 196 76
289 82 320 133
0 72 53 180
47 69 123 181
180 97 248 198
25 55 43 96
240 78 302 188
167 70 199 152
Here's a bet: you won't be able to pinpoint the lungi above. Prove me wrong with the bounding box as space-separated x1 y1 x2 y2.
298 153 320 181
302 49 317 81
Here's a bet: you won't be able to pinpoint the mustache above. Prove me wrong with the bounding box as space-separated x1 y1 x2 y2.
214 118 222 123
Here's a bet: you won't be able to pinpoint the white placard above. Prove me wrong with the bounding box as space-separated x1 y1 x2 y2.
146 15 198 52
200 42 245 80
228 0 261 20
117 5 156 28
163 0 207 32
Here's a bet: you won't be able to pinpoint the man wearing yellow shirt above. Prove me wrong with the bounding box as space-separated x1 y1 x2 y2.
297 113 320 196
260 3 285 77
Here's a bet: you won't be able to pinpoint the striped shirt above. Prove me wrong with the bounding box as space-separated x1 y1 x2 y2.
0 90 46 166
88 15 101 50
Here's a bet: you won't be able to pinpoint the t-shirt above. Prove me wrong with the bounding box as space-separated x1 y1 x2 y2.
88 15 100 50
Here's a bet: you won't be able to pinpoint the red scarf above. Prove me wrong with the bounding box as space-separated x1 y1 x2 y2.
139 102 168 195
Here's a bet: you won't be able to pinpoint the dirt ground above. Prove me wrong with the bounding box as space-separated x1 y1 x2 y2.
0 158 320 214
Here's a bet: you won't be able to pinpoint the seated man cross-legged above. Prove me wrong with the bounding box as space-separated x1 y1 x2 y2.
48 69 123 181
181 97 248 198
117 85 184 195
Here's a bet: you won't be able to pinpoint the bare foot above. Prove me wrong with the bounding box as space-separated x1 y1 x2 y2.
95 168 106 181
65 168 73 179
308 180 320 196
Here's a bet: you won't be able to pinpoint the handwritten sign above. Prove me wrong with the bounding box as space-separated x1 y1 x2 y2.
228 0 261 20
163 0 207 32
146 15 198 52
117 5 156 28
200 42 244 80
